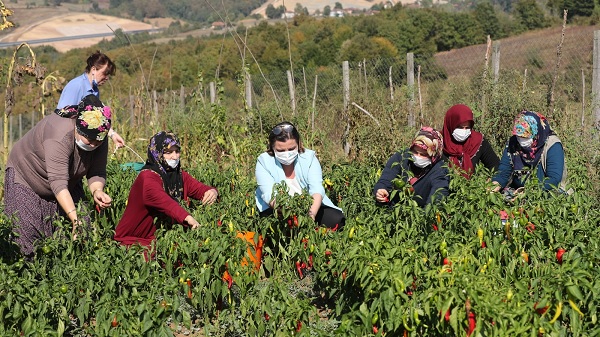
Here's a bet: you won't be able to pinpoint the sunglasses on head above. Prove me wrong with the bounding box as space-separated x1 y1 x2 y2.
271 123 294 136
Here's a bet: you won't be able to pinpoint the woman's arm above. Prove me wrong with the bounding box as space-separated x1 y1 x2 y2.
479 139 500 171
491 146 512 189
373 152 404 197
182 171 218 205
141 171 191 224
424 164 450 206
255 155 277 207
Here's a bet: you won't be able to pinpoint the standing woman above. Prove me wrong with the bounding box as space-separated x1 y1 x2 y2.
114 131 218 248
374 127 449 208
492 111 568 193
4 94 113 256
255 122 344 229
442 104 499 178
57 51 125 147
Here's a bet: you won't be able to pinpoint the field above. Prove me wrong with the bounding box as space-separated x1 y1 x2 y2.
1 1 600 336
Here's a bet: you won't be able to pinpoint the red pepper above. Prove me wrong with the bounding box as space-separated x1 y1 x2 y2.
287 218 293 228
526 222 535 232
111 315 118 327
293 215 299 227
222 271 233 289
217 219 222 227
481 241 487 248
467 312 476 336
296 261 304 279
433 223 438 231
373 325 379 334
556 248 565 264
264 312 270 321
186 279 193 299
445 309 451 322
301 238 309 249
95 205 101 213
308 254 313 268
331 223 339 231
296 320 302 332
383 196 389 203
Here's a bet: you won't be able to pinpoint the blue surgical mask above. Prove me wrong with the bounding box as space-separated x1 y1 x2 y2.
75 138 98 151
165 158 180 169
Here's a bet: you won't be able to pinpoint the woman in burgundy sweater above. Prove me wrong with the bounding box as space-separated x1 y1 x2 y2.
114 131 218 248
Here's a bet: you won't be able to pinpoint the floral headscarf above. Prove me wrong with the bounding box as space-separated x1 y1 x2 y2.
141 131 183 201
56 94 112 141
411 126 444 164
509 111 553 170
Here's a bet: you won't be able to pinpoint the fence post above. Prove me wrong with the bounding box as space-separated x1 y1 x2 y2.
210 82 216 104
492 41 501 83
180 85 185 110
407 53 415 128
245 72 252 110
593 30 600 129
342 61 351 156
287 70 296 115
389 66 394 101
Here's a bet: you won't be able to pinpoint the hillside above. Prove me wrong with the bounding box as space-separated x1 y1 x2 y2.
251 0 395 16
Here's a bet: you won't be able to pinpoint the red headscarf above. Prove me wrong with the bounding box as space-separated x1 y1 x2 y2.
442 104 483 178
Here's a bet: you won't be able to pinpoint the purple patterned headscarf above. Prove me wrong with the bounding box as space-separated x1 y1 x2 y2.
142 131 183 200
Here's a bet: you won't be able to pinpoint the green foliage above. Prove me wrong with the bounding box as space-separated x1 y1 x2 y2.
513 0 550 30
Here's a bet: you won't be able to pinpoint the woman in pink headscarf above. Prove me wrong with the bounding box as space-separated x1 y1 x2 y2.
442 104 499 178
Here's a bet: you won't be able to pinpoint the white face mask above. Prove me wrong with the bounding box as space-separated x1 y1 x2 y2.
75 138 98 152
517 136 533 148
165 158 180 169
452 128 471 142
412 154 432 168
274 149 299 166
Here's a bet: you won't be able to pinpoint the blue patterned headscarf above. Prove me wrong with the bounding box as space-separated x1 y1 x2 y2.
509 111 553 170
141 131 183 200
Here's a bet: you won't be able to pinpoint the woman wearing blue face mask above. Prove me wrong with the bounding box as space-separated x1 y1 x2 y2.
492 111 568 193
56 51 125 148
374 127 450 208
114 131 218 249
4 94 113 256
255 122 345 229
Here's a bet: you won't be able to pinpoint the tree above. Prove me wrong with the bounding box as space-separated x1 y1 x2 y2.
334 2 343 9
473 2 501 38
514 0 548 30
266 4 286 19
294 3 308 15
323 5 331 16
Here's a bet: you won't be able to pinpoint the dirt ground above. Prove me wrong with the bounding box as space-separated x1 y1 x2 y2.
0 5 169 53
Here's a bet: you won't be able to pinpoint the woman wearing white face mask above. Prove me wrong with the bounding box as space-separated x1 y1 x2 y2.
56 51 125 149
4 95 113 256
255 122 345 229
491 111 568 193
114 131 218 250
442 104 499 178
374 127 449 208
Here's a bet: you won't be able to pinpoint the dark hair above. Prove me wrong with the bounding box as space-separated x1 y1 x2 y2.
85 51 116 76
266 122 305 156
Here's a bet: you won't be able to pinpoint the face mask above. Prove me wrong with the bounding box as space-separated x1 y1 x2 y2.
165 158 180 169
517 136 533 148
75 138 98 152
412 154 432 168
452 128 471 142
274 149 298 166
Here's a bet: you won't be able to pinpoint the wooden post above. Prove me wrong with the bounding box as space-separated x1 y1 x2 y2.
312 75 318 133
343 61 351 156
129 94 135 127
210 82 216 104
389 66 394 101
245 72 252 110
180 85 185 110
363 59 367 97
407 52 415 128
287 70 296 115
592 30 600 129
417 65 423 124
481 36 492 121
492 41 501 83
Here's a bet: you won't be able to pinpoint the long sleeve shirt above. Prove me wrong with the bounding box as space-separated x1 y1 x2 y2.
7 113 107 198
373 150 449 208
114 170 216 247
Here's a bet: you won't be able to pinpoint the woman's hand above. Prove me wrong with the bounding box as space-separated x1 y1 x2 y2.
490 181 501 193
109 130 125 149
93 189 112 209
308 204 320 221
375 189 390 203
202 189 218 205
184 215 200 229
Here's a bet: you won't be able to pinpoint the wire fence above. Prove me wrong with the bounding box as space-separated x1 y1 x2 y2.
2 26 599 155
